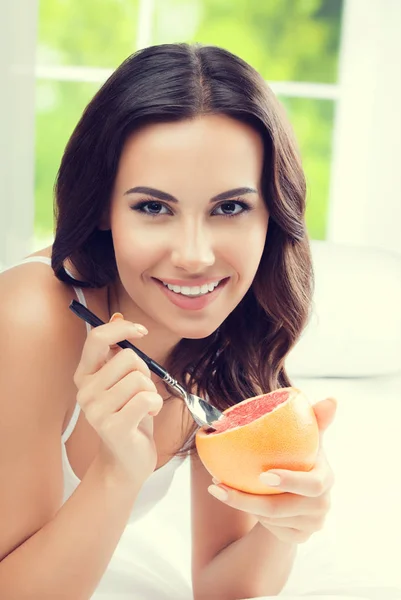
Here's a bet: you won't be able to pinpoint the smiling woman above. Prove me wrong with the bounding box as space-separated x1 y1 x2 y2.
52 43 312 454
0 43 316 599
95 114 269 346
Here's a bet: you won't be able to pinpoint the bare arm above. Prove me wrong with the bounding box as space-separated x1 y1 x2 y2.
0 454 142 600
191 453 297 599
194 522 297 599
0 270 161 600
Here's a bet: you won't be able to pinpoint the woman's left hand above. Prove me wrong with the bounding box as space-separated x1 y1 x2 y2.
208 397 337 544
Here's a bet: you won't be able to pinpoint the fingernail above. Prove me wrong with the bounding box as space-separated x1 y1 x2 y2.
134 324 148 335
212 477 221 485
110 312 124 322
260 473 281 486
208 485 228 501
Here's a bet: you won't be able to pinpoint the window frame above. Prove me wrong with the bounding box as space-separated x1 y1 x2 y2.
3 0 401 267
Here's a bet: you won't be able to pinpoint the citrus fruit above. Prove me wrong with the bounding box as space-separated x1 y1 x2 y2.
195 387 319 495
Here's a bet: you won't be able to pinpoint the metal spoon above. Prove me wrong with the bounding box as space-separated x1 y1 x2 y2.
69 300 225 430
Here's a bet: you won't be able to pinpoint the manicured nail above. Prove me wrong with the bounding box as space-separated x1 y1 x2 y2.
134 324 148 335
260 473 281 486
208 485 228 502
110 312 124 322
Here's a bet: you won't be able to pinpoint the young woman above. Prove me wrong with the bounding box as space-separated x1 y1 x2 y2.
0 43 336 599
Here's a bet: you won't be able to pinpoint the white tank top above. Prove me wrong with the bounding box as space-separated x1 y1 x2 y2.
3 256 186 523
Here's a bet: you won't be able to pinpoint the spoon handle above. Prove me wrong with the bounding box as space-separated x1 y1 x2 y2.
69 300 183 393
69 299 223 430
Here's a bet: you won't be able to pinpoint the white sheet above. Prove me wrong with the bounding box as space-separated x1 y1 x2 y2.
118 373 401 599
241 590 401 600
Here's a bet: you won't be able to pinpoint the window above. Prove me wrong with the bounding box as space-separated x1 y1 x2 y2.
34 0 343 243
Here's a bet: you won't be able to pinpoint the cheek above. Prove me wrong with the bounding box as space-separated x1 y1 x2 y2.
112 235 145 284
226 224 267 272
112 219 161 264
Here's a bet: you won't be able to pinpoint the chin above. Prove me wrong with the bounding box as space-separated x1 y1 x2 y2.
183 331 216 340
169 323 221 341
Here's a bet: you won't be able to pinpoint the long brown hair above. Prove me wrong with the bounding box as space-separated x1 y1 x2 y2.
52 43 314 457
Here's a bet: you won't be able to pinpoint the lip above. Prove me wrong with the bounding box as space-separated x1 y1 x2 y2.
153 277 229 311
153 276 228 287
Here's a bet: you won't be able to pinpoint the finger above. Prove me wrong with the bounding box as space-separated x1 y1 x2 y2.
109 312 138 350
107 312 126 360
256 513 321 531
312 397 338 443
109 311 124 327
76 320 149 380
109 370 157 410
259 449 335 497
114 390 164 429
85 370 157 423
95 348 154 393
208 485 313 518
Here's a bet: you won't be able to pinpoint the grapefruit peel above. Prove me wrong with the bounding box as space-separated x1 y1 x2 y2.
195 387 319 495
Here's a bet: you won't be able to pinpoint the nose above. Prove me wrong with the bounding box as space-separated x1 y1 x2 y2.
170 221 215 272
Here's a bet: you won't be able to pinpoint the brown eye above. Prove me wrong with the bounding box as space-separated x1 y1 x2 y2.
131 200 172 217
212 201 252 218
130 198 253 219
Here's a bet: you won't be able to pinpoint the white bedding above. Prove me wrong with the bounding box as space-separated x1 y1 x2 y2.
127 373 401 599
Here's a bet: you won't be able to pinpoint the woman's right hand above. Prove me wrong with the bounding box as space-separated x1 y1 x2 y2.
73 313 164 488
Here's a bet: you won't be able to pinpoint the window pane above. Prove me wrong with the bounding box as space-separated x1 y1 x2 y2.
35 0 340 242
34 80 101 238
278 96 335 240
37 0 139 68
153 0 343 83
34 90 335 241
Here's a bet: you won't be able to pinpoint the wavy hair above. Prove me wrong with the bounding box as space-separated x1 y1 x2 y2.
52 43 314 457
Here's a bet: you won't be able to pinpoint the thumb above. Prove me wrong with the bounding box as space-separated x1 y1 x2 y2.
312 397 337 437
108 312 125 355
109 312 124 323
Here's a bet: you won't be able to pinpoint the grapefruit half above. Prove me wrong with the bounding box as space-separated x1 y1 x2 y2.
195 387 319 495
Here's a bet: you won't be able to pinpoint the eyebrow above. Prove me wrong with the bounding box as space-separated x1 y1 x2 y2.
123 186 258 204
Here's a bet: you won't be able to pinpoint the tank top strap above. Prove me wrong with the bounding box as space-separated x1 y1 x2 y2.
54 262 88 442
63 266 91 335
7 255 93 442
61 402 81 444
16 256 52 266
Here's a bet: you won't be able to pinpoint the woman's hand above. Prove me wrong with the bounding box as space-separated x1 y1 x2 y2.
208 397 337 544
73 313 164 488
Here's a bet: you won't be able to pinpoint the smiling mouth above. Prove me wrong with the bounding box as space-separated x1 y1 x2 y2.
154 277 228 297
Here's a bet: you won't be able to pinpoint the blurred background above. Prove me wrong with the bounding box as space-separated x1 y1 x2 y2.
1 3 401 596
2 0 400 267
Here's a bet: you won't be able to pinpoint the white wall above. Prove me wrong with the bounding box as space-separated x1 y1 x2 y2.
329 0 401 256
0 1 38 268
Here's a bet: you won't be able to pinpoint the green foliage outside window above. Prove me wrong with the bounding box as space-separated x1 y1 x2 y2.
35 0 342 240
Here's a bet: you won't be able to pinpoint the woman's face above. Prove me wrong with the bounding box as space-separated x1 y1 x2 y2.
108 114 269 340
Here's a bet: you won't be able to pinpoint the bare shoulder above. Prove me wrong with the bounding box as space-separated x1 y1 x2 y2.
0 251 92 452
0 252 90 561
0 252 88 389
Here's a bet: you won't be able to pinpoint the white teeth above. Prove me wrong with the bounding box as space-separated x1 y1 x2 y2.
162 279 222 296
